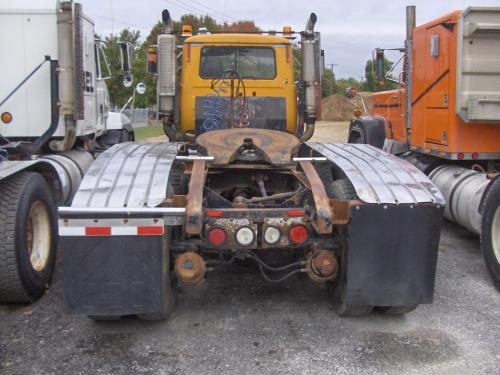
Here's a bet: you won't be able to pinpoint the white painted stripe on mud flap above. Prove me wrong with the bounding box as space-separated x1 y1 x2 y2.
59 227 86 236
111 226 138 236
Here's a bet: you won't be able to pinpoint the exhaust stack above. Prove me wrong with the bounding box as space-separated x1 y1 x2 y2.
300 13 319 141
404 5 415 145
157 10 178 139
50 1 84 151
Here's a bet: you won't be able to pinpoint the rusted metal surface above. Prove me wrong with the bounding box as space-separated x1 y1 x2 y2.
196 128 299 165
185 159 206 235
306 250 338 282
330 199 367 225
298 160 333 234
163 195 187 207
174 252 206 285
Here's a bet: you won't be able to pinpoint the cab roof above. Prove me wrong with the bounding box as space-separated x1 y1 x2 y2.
414 10 462 31
184 33 292 45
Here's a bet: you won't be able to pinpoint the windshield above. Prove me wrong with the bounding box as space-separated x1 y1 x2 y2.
200 47 276 80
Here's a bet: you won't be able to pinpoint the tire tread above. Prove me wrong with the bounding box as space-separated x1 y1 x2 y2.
0 173 31 302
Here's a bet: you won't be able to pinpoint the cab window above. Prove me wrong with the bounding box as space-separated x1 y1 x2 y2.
200 47 276 80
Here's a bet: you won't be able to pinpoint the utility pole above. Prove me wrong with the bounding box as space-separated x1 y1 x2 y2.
326 63 338 72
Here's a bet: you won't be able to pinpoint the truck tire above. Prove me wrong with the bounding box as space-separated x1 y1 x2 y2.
481 177 500 290
327 179 373 316
88 315 121 321
316 165 334 188
377 305 418 315
98 129 131 147
348 123 366 144
0 172 57 302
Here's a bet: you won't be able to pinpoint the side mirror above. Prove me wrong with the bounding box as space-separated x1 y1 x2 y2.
375 48 385 83
119 42 132 72
135 82 146 95
123 73 133 88
147 46 158 74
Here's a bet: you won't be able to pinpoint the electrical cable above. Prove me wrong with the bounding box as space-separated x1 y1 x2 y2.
186 0 236 22
246 250 306 272
163 0 226 23
258 264 305 283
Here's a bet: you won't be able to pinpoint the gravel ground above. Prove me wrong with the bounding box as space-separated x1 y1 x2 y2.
0 222 498 375
1 122 498 374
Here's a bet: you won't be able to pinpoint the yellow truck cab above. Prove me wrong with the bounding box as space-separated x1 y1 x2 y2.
180 34 297 135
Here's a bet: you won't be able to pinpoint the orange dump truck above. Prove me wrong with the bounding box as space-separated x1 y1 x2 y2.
348 6 500 288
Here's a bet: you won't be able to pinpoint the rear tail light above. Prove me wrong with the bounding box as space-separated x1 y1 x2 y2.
207 228 226 246
235 227 254 246
289 225 308 244
264 226 281 245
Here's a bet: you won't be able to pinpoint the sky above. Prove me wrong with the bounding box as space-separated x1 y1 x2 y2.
79 0 499 79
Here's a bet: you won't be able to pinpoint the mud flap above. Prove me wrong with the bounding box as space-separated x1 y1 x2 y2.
345 203 443 306
61 235 167 316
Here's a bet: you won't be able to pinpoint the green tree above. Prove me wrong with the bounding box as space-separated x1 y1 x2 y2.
364 58 398 91
321 68 336 97
102 28 144 108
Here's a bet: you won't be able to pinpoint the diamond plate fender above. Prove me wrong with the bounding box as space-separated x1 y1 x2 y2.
71 142 181 208
308 142 445 205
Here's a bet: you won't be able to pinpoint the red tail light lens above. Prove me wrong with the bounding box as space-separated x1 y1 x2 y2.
289 225 308 244
207 228 226 246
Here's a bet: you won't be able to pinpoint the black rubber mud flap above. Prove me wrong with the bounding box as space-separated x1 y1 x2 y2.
348 116 386 148
61 235 167 316
344 203 443 307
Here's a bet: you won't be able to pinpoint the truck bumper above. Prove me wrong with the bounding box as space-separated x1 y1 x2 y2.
345 203 443 306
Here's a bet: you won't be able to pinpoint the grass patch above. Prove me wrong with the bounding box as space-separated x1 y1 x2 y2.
133 125 165 141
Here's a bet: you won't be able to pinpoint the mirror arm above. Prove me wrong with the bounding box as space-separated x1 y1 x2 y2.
120 94 134 113
97 41 113 79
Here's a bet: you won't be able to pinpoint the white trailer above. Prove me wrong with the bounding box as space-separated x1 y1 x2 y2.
0 0 133 302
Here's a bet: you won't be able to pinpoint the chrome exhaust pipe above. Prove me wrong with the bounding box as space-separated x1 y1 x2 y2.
300 13 318 141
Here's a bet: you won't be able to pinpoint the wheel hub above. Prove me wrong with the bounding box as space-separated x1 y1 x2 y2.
27 201 51 272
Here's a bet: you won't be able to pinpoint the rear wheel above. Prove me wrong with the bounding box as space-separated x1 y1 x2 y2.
0 172 57 302
88 315 121 321
377 305 418 315
327 179 373 316
347 124 365 144
481 178 500 290
97 129 131 147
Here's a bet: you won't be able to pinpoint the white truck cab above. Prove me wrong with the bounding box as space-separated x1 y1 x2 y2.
0 0 134 303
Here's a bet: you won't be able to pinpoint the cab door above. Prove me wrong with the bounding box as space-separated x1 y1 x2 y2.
422 24 451 146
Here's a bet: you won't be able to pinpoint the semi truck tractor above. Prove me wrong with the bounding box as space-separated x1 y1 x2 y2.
0 0 133 302
348 7 500 289
59 10 444 320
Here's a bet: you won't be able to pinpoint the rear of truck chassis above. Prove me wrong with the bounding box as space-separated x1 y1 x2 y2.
59 137 444 320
